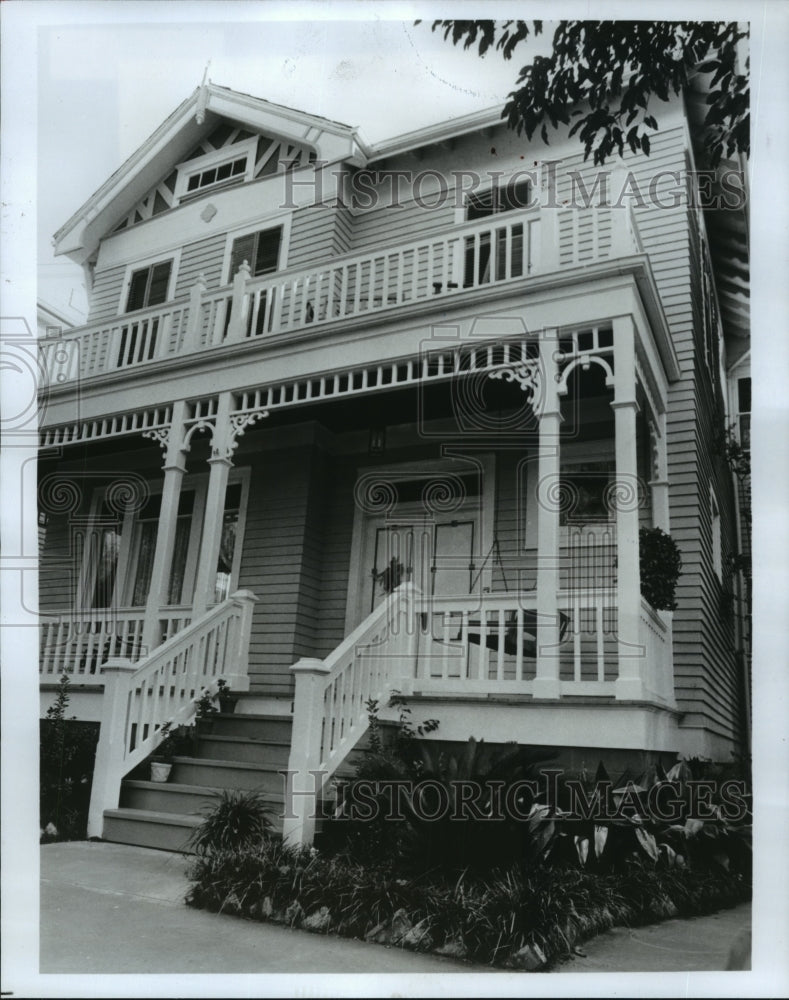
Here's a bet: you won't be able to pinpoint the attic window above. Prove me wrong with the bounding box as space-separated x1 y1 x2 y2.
174 136 256 204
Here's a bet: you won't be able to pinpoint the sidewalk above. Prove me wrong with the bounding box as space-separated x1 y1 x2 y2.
40 841 478 974
40 841 750 975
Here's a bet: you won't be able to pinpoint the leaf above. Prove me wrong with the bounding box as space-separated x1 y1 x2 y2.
635 827 659 861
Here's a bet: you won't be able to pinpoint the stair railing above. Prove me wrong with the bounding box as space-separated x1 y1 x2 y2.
282 582 419 846
86 589 257 837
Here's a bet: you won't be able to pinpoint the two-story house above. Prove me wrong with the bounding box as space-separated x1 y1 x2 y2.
38 80 749 849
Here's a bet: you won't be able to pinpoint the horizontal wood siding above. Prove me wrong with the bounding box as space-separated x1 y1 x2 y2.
88 265 126 323
288 206 343 270
236 447 314 695
351 199 455 251
174 233 226 295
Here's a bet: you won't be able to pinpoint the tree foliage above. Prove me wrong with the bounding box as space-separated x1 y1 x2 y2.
427 20 749 166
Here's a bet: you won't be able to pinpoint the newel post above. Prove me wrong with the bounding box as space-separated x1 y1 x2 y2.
227 589 257 692
226 260 251 342
185 272 207 350
87 657 136 838
281 657 330 847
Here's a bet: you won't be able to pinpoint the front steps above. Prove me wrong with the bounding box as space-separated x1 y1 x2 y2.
102 712 294 853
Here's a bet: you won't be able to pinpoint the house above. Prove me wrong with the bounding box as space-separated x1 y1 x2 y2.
38 79 750 849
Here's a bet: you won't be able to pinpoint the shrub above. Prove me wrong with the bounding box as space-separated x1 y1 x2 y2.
187 789 273 856
40 671 99 841
639 526 682 610
185 840 751 969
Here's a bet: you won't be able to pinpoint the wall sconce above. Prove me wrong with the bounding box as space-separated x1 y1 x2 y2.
369 427 386 454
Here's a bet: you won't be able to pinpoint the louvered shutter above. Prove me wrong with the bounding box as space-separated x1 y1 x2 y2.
147 261 172 306
254 228 282 275
126 269 149 311
229 233 257 281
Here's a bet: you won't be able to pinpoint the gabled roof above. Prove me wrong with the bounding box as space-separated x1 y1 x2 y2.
54 83 370 264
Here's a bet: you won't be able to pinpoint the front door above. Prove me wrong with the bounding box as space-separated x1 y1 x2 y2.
361 513 479 619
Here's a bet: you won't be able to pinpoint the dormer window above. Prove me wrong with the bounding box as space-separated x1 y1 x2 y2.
174 137 257 204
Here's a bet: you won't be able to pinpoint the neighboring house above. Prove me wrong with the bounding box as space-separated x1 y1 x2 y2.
38 80 750 848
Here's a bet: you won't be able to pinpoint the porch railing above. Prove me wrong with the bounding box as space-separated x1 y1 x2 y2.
39 607 193 679
40 203 642 387
416 589 619 697
282 583 418 845
86 589 256 837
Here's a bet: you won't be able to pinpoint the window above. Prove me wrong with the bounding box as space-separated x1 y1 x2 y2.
464 178 531 286
737 376 751 451
710 486 722 580
466 178 532 219
559 461 616 525
125 260 173 313
185 155 246 195
174 138 256 204
227 227 283 282
79 471 249 612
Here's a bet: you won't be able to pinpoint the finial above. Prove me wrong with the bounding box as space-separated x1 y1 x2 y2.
196 61 211 125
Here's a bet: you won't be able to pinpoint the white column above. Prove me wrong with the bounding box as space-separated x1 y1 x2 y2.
87 657 136 837
612 316 646 701
185 272 207 352
192 392 234 618
141 400 188 654
281 657 331 846
226 260 250 342
533 329 562 699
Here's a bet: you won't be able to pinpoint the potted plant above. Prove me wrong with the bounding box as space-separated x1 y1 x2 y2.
194 688 219 738
216 678 238 715
150 721 178 783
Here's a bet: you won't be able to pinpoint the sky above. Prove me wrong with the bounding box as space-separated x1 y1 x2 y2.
36 9 550 316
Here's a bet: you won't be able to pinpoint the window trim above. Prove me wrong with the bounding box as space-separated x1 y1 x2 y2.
220 215 292 286
173 137 258 205
710 484 722 581
117 249 181 316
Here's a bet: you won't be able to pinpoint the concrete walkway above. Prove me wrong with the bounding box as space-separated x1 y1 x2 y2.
40 841 750 975
40 841 478 974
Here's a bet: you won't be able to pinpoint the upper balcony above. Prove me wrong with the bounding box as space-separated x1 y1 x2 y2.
40 202 648 401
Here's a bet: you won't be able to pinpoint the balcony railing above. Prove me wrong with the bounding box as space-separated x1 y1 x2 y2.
40 203 643 388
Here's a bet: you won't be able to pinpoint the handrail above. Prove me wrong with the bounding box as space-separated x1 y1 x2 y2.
86 589 257 837
282 582 418 845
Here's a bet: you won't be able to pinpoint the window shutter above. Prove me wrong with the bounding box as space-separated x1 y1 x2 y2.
229 233 257 281
147 261 172 306
253 228 282 275
126 269 149 312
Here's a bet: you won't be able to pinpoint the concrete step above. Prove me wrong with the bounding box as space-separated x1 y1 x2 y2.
194 734 291 766
102 808 202 854
210 712 293 741
169 756 287 796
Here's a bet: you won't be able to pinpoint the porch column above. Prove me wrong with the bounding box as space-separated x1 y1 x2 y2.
191 392 234 618
649 411 671 531
141 400 188 654
533 328 562 699
611 316 646 701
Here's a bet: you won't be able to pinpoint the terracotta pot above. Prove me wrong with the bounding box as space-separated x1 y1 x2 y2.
150 761 172 783
219 696 238 715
